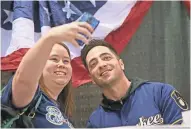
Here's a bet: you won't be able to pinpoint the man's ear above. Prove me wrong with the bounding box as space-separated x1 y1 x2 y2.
92 80 96 84
89 75 96 84
119 59 125 70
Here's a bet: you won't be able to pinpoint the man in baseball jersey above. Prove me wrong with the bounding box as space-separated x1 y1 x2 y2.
81 39 189 128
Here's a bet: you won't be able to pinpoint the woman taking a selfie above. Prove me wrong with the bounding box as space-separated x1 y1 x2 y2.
1 22 93 128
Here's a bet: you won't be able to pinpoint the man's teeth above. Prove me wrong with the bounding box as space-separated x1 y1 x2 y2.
101 71 109 76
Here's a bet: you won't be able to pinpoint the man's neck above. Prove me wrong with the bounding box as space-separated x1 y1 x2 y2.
103 76 131 101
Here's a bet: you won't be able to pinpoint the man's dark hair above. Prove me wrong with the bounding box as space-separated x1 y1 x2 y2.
81 39 119 69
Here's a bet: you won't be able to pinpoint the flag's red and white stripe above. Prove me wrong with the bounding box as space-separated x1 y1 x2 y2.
1 1 153 87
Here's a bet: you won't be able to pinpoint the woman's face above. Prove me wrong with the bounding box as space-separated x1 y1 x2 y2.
42 44 72 88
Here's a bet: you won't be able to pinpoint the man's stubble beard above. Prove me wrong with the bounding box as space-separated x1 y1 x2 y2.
97 75 119 89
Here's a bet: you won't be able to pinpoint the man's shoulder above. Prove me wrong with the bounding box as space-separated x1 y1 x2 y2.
130 79 176 97
130 77 174 92
139 80 175 91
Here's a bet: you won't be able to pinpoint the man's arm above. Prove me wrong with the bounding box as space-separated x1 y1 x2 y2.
156 84 189 124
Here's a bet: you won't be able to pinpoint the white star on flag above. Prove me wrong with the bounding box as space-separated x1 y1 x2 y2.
3 9 13 24
89 0 96 7
62 0 76 19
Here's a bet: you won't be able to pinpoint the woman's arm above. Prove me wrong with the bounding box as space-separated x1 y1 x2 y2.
12 22 93 108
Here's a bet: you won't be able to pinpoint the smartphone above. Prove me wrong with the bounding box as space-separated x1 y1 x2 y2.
76 12 100 46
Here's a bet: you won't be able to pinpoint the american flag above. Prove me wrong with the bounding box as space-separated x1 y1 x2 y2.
1 0 153 87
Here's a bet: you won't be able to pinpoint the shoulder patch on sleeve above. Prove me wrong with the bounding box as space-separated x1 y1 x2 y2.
171 90 189 111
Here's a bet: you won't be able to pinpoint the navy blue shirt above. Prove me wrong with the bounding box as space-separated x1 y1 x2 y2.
1 76 73 128
87 78 189 128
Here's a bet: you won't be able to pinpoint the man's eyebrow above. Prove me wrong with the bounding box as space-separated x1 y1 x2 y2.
100 53 112 57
